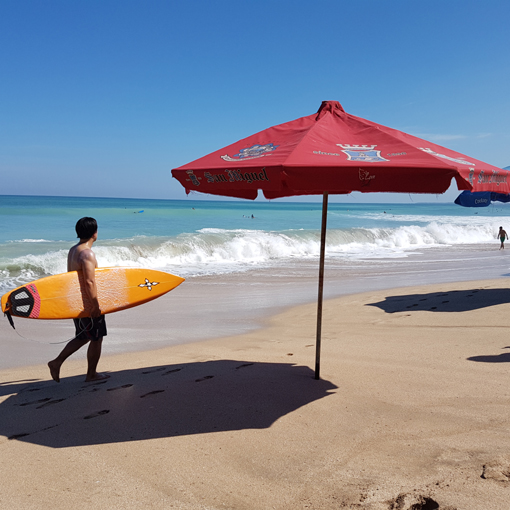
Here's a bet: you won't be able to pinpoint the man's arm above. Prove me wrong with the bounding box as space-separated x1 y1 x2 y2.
80 251 101 317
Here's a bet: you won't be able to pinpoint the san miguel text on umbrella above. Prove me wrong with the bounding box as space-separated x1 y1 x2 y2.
219 167 269 184
184 168 271 187
204 168 270 185
477 170 508 185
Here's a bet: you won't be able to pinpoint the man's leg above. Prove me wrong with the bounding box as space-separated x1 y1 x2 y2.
85 337 110 382
48 337 89 382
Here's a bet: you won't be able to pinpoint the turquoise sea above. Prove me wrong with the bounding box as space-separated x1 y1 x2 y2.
2 195 510 295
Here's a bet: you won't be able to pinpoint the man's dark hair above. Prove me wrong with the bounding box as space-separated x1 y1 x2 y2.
75 217 98 240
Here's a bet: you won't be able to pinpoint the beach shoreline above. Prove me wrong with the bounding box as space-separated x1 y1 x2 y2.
2 277 510 509
1 242 509 370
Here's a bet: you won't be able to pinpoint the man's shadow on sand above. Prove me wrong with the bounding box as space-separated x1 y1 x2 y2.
0 360 337 448
367 287 510 365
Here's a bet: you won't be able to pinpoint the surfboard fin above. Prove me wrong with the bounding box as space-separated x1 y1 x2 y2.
5 311 15 330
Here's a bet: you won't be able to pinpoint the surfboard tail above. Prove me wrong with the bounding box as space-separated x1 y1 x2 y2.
2 285 41 319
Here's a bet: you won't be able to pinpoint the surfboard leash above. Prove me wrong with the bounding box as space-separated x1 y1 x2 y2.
50 318 95 344
5 310 15 329
3 311 96 345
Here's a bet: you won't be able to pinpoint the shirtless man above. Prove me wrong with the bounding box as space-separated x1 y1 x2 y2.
48 217 109 383
498 226 508 250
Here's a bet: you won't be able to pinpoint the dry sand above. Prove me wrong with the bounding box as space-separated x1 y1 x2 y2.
1 278 510 509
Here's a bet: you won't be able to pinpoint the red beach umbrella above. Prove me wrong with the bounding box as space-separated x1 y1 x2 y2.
172 101 510 378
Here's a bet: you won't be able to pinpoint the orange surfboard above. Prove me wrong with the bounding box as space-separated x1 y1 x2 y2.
1 268 185 320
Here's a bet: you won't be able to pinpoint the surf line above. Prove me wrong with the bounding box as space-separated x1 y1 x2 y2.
204 168 270 185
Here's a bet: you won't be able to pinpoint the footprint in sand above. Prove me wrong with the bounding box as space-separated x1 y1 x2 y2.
142 367 166 374
387 493 439 509
162 368 182 376
107 384 133 392
195 376 214 382
20 398 52 407
36 399 65 409
140 390 165 398
481 459 510 482
84 410 110 420
236 363 254 370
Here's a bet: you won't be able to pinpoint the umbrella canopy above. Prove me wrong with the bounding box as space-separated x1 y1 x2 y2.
172 100 510 200
172 101 510 379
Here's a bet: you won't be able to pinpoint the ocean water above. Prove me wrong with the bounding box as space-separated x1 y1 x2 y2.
2 194 510 294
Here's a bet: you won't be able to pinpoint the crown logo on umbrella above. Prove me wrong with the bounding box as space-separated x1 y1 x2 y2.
337 144 389 163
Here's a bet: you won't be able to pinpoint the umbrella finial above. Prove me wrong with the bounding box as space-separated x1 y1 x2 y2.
316 101 345 120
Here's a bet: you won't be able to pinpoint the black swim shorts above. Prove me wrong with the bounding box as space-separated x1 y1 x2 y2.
73 315 107 341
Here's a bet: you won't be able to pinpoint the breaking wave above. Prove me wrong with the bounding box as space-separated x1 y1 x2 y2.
0 220 501 293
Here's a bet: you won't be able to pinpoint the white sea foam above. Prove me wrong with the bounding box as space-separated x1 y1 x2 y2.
348 211 509 228
9 239 56 243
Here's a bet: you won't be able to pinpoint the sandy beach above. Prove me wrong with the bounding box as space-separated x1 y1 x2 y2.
1 277 510 509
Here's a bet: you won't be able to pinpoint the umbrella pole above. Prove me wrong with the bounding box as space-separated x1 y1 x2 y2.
315 192 328 380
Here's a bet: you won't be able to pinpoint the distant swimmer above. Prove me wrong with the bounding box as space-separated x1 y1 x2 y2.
498 226 508 250
251 214 255 219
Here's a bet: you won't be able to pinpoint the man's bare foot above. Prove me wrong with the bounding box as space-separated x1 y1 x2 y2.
48 360 61 383
85 373 110 382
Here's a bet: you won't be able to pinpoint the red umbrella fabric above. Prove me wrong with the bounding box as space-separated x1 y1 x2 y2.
172 101 509 379
172 100 510 200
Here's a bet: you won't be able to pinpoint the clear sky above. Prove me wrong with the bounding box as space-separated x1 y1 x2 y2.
1 0 509 203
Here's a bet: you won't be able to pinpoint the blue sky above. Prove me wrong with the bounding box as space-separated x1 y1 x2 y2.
1 0 509 203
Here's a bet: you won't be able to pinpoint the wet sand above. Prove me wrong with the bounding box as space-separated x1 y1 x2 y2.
1 278 510 509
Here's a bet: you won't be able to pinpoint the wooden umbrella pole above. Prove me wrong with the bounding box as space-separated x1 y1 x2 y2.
315 192 329 380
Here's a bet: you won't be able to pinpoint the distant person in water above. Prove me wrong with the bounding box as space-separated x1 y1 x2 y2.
498 226 508 250
48 217 109 383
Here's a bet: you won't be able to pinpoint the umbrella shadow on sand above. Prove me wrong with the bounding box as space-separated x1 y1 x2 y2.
366 287 510 314
0 360 337 448
367 287 510 364
467 349 510 363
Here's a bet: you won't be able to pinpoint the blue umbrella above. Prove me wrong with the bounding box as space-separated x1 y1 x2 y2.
454 190 510 207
